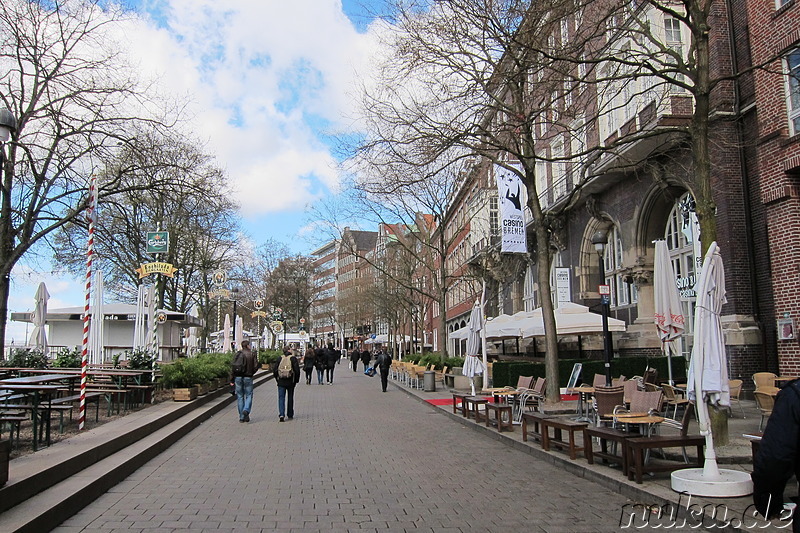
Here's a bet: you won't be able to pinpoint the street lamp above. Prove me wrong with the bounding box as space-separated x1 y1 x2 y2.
591 229 613 387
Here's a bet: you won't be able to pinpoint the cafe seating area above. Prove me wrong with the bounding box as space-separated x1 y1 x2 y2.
0 365 157 452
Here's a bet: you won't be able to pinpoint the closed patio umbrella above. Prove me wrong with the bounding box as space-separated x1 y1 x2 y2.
88 271 104 365
654 240 686 385
672 242 752 497
222 314 231 353
463 301 485 396
132 284 147 351
234 315 243 350
29 282 49 356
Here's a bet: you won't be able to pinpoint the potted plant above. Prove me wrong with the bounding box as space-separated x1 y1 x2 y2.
160 359 201 401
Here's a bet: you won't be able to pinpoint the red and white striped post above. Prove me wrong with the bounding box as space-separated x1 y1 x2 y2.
79 176 98 430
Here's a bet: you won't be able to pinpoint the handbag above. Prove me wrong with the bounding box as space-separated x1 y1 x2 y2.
365 367 376 377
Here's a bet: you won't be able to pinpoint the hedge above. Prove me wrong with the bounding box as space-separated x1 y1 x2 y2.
491 355 687 388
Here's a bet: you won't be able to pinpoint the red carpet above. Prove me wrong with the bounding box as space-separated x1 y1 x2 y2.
425 398 452 406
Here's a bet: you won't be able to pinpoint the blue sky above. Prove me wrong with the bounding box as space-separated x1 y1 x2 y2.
7 0 387 343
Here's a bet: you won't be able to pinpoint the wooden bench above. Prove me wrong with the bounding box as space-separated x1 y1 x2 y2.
485 403 514 432
626 435 705 484
585 426 637 474
540 417 589 460
463 396 489 422
0 411 27 448
521 412 553 443
85 388 129 416
452 392 470 416
52 392 103 422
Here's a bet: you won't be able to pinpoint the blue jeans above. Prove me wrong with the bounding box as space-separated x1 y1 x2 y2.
277 385 295 418
235 376 254 420
316 368 324 384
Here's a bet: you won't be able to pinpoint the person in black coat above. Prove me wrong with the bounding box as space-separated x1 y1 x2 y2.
752 378 800 530
302 349 315 384
325 343 339 384
313 345 326 384
360 349 371 372
374 348 392 392
350 347 360 372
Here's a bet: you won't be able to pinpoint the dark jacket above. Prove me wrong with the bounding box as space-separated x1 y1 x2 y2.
313 347 326 370
231 348 259 379
302 352 315 371
360 350 371 365
375 351 392 370
350 350 360 363
325 347 339 369
752 378 800 530
272 355 301 388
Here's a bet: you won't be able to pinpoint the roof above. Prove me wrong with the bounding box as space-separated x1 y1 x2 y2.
349 230 378 251
10 303 203 327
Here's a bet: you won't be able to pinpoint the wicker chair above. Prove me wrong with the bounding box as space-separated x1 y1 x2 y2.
754 391 775 431
593 386 625 427
662 384 690 420
727 379 745 418
752 372 777 390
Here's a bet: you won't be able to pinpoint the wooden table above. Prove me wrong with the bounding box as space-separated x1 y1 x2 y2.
612 414 664 436
539 417 589 460
0 383 63 451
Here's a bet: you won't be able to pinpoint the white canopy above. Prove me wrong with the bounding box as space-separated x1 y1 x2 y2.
521 302 627 337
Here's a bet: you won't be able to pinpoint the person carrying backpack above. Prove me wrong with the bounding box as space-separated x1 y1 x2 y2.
272 348 301 422
230 340 259 423
375 349 392 392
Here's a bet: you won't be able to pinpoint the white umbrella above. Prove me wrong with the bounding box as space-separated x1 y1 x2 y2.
132 284 147 351
29 282 49 356
654 240 686 385
463 301 485 396
88 271 104 365
672 242 752 497
234 315 243 350
222 314 231 353
520 302 626 337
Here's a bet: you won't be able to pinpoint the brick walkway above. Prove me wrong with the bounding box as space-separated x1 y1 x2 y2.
53 366 632 532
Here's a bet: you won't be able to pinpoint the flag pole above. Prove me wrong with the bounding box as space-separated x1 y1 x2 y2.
79 175 98 430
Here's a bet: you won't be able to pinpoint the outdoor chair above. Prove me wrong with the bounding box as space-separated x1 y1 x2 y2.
592 373 607 388
622 379 638 405
661 384 690 420
513 377 546 421
434 366 449 387
593 386 625 427
754 391 774 431
644 382 661 393
611 375 627 386
755 386 780 396
619 390 664 417
752 372 777 390
642 368 659 389
727 379 745 418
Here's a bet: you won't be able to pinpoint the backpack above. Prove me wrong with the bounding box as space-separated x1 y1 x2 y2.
232 351 246 376
277 355 294 379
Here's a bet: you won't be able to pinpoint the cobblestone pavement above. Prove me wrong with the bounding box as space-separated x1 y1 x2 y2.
53 366 633 533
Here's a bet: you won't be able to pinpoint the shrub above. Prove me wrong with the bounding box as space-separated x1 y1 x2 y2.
0 348 48 368
160 358 204 389
259 349 282 366
53 347 81 368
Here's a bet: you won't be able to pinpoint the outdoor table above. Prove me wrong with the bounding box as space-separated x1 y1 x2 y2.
612 414 664 437
0 383 62 451
775 376 800 387
567 385 594 421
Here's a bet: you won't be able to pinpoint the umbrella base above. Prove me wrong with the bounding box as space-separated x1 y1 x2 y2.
671 468 752 497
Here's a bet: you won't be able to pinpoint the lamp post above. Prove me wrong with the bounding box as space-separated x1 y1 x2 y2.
591 229 613 387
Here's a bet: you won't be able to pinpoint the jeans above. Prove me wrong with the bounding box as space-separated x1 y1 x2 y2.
316 368 324 384
235 376 254 420
277 385 295 418
326 367 335 383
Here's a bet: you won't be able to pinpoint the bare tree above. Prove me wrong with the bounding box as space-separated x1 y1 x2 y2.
0 0 189 350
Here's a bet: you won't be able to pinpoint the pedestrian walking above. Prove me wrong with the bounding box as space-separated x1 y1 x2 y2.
325 342 339 384
752 378 800 531
272 348 301 422
302 348 315 384
314 344 326 384
350 347 360 372
230 340 259 423
361 348 371 372
374 348 392 392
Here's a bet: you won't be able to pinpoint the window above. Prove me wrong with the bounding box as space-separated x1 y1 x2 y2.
665 193 700 340
602 226 637 308
787 48 800 136
664 16 685 92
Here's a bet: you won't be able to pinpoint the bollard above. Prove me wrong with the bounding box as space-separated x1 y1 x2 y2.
423 371 436 392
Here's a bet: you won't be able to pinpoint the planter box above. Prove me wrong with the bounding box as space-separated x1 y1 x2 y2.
195 383 209 396
0 439 9 486
172 386 198 402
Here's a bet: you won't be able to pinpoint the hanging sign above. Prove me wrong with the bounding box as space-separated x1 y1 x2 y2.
146 232 169 254
251 310 267 318
555 267 571 304
136 262 177 278
495 164 527 254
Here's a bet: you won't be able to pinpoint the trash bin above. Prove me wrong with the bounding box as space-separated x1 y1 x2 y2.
424 371 436 392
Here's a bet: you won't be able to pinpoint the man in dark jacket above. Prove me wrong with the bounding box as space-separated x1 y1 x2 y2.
272 348 301 422
325 343 339 384
375 348 392 392
231 340 259 423
313 344 326 384
360 349 371 372
752 378 800 530
350 347 360 372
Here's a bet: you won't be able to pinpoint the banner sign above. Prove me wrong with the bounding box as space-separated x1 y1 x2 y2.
136 262 177 278
495 165 527 253
555 267 571 303
251 310 267 318
146 231 169 254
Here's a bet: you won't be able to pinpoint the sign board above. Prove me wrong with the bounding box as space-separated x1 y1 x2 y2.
208 288 230 299
254 299 264 310
598 284 611 296
555 267 571 304
156 311 167 324
212 270 226 286
136 262 177 278
251 310 267 318
146 232 169 254
271 321 284 333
